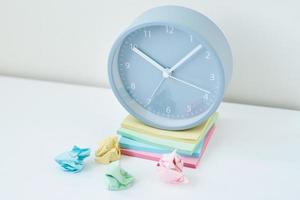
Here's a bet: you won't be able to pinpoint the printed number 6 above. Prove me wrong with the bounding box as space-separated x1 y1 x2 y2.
166 106 171 114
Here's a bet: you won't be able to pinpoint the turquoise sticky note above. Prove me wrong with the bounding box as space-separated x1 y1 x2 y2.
119 136 204 157
117 128 200 155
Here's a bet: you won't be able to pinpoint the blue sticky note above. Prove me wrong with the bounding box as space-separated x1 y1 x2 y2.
55 146 91 173
119 136 204 157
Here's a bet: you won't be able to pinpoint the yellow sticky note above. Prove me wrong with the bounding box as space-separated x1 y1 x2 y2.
95 136 121 164
121 112 218 143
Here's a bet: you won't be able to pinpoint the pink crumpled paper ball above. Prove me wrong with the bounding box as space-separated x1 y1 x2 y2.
156 150 188 184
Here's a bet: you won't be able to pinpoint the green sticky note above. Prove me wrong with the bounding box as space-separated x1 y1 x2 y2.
118 128 195 155
105 161 134 191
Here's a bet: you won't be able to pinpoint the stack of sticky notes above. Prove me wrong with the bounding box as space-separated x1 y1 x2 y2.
117 113 218 168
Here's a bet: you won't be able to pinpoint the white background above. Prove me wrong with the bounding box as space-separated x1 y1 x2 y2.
0 0 300 110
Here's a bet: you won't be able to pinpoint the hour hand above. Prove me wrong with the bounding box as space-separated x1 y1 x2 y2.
132 46 165 72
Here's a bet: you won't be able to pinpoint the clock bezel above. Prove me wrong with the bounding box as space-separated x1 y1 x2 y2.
108 22 225 130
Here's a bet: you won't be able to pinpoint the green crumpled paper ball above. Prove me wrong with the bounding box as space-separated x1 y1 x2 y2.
105 161 134 191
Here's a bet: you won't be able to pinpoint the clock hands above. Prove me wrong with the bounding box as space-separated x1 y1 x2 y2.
146 75 210 107
167 43 209 94
132 46 165 73
169 75 210 94
132 46 169 106
132 44 210 100
145 78 166 106
169 44 203 73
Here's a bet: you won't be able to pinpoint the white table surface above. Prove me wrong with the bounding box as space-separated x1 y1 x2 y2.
0 76 299 200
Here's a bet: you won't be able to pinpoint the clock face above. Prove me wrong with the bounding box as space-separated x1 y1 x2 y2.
115 24 223 121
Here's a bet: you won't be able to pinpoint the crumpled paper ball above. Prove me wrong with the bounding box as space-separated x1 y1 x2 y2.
156 150 188 184
95 136 121 164
105 161 134 191
55 145 91 173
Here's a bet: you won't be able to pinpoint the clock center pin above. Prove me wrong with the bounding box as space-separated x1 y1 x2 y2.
162 69 171 78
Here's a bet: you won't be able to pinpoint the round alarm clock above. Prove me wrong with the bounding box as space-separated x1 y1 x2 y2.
108 6 232 130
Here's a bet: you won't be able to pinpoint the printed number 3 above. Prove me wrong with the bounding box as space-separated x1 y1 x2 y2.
130 82 135 90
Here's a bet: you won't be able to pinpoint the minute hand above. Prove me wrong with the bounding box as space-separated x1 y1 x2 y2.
132 47 165 72
169 75 210 94
169 44 203 73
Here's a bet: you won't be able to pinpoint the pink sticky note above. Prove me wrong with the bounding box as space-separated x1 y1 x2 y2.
121 125 216 169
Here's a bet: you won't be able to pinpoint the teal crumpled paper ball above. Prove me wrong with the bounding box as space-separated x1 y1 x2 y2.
55 145 91 173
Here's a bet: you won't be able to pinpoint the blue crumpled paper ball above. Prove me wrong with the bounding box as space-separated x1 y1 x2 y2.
55 145 91 173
